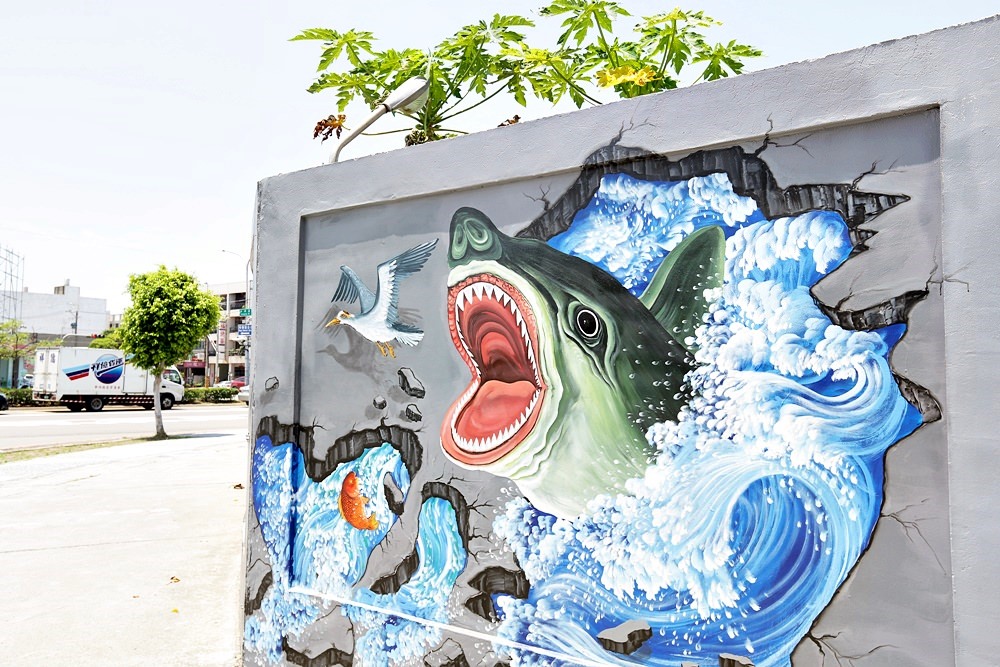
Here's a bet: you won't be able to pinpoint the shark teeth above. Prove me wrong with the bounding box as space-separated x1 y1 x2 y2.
453 280 541 389
448 276 545 454
451 389 542 453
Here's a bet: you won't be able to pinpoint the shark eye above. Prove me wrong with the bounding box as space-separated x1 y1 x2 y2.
574 307 601 339
467 221 491 246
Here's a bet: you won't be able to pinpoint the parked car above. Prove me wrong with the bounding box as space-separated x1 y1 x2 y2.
214 376 247 389
0 392 8 411
237 385 250 405
18 374 33 389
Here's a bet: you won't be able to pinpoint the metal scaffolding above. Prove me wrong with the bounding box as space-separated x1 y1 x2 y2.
0 244 24 325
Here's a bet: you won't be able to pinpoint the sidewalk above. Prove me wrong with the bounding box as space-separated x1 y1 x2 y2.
0 431 247 665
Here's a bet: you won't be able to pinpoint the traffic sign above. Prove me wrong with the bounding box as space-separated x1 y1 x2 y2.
238 324 253 336
239 308 252 316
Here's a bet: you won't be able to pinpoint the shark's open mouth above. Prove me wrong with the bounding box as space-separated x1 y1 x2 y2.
442 273 545 465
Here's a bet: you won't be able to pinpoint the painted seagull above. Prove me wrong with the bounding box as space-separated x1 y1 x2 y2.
326 239 438 358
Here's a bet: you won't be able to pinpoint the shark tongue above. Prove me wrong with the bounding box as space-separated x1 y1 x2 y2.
456 379 536 438
444 273 545 462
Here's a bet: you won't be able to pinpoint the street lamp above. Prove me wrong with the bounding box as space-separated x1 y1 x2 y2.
220 249 250 298
331 77 430 163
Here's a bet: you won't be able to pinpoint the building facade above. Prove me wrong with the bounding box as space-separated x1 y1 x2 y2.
20 280 108 341
0 246 25 387
0 279 108 387
179 281 249 387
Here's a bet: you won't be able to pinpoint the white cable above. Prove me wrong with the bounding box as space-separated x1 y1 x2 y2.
289 586 616 667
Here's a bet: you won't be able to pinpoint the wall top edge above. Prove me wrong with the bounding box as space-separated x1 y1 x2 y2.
256 14 998 220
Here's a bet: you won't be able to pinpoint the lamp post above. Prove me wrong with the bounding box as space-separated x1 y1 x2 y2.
220 250 249 298
331 77 430 163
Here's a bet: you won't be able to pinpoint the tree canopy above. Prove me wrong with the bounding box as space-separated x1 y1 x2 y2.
297 2 761 145
0 320 30 360
89 326 123 349
120 267 219 437
0 319 36 388
121 267 219 371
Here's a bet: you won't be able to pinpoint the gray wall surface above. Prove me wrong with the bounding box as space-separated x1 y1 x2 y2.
245 16 1000 667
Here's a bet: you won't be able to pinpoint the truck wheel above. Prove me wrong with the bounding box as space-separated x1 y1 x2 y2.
160 394 174 410
86 397 104 412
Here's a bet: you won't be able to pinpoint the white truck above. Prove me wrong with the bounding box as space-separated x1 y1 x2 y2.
32 347 185 412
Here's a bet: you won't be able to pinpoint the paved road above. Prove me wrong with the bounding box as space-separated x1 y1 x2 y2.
0 404 250 452
0 432 247 666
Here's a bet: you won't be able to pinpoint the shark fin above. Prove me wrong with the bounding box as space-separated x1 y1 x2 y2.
639 225 725 352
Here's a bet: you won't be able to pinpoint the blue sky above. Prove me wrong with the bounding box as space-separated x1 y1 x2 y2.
1 0 995 312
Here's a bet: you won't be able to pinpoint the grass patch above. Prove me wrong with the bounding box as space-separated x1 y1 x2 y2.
0 434 204 464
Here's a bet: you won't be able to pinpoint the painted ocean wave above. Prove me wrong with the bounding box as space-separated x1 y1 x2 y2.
247 170 922 666
245 439 416 664
491 173 922 666
549 172 764 295
346 497 467 667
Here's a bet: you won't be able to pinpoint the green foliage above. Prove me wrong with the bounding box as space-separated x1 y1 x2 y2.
89 327 123 349
181 387 238 403
0 320 35 360
295 3 760 144
1 388 38 407
296 14 534 144
120 267 220 375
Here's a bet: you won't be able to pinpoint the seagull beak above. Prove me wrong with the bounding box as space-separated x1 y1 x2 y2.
326 317 341 327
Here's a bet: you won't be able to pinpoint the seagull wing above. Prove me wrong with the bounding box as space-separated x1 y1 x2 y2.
371 239 438 326
331 265 376 313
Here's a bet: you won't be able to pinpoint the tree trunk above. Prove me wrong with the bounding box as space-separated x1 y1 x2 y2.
153 364 167 439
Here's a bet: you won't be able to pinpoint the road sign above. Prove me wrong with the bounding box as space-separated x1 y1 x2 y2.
239 308 252 316
238 324 253 336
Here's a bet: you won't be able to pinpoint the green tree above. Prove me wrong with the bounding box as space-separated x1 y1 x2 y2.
0 320 36 387
89 326 123 349
297 2 760 145
119 267 219 439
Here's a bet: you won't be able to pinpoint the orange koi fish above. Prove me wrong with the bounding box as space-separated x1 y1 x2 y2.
338 471 378 531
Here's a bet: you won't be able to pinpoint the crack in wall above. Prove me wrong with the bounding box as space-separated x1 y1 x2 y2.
425 638 471 667
464 565 530 622
517 143 908 250
367 479 478 596
369 550 419 595
245 570 272 616
879 499 946 574
514 140 938 424
282 636 354 667
818 289 927 330
804 630 897 666
255 416 424 484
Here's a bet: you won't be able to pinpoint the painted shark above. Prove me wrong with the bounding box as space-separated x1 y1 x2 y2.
440 207 725 519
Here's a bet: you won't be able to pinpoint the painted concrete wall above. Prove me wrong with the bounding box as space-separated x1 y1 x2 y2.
244 16 1000 667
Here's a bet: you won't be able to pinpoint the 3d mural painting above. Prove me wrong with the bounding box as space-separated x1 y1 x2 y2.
244 135 941 666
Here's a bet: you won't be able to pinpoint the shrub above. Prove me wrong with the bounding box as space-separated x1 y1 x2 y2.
182 387 237 403
1 388 38 407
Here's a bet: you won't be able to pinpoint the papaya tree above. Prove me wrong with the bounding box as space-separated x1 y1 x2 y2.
297 2 760 146
119 267 219 439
